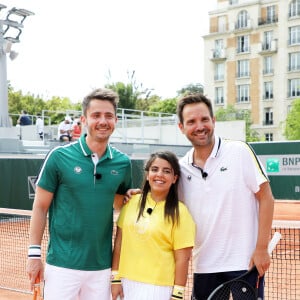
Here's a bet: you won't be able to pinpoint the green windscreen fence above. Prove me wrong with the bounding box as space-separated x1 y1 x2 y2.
0 140 299 210
0 156 145 210
250 141 300 200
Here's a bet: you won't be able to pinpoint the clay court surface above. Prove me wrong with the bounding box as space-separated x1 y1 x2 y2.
1 200 299 299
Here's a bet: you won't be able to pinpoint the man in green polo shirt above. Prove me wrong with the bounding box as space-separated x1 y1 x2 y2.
26 88 133 300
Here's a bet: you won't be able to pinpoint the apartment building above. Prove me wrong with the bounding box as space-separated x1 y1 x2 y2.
203 0 300 141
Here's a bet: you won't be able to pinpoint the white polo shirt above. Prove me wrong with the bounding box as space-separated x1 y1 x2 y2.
178 135 269 273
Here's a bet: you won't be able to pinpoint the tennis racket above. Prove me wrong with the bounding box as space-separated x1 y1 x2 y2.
207 232 282 300
33 275 43 300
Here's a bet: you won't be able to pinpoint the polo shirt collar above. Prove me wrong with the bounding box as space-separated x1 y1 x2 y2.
187 134 222 164
78 134 113 159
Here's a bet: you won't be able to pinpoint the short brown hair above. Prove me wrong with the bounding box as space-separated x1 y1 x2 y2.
82 88 119 116
177 93 214 124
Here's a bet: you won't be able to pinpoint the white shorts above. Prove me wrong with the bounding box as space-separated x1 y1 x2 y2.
44 263 111 300
122 278 172 300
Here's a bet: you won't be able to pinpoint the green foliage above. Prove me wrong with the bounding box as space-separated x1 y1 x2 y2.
284 98 300 140
105 70 154 112
8 88 81 126
135 95 160 111
106 82 136 110
149 98 177 114
215 105 260 142
177 83 204 96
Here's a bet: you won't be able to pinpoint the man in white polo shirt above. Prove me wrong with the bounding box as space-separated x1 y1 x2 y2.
176 93 275 300
58 115 73 142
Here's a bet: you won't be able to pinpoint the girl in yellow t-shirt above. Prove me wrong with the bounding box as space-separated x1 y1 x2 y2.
111 151 195 300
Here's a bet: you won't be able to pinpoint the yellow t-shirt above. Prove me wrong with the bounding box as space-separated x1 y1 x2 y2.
117 193 195 286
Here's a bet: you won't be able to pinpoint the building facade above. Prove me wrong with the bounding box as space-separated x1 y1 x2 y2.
203 0 300 141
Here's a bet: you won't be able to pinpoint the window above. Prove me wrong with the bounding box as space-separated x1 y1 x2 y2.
213 39 224 58
265 133 273 141
264 82 273 100
288 78 300 97
215 63 224 81
289 0 300 17
215 87 224 105
264 108 273 125
237 85 250 103
289 26 300 45
237 10 249 29
237 35 249 53
266 5 276 23
263 56 273 74
218 16 226 32
288 52 300 71
237 60 249 77
263 31 273 50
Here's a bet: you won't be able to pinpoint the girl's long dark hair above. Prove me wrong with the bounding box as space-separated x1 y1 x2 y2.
137 151 181 225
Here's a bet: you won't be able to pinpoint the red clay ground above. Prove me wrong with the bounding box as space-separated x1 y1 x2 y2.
1 200 299 300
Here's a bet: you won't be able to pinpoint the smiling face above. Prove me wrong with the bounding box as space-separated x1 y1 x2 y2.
146 157 178 199
178 102 216 149
81 99 117 142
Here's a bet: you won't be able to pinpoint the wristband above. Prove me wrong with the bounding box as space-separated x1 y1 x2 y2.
171 285 185 299
111 270 121 284
28 245 41 259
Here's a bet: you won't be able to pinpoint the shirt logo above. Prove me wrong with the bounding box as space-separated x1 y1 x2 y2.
111 170 119 175
74 166 82 174
220 167 228 172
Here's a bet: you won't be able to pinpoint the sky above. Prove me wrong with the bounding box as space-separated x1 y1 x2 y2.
2 0 216 103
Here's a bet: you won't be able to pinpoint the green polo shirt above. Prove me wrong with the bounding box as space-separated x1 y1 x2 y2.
36 134 132 270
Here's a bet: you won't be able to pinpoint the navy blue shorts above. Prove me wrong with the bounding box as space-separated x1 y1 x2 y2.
192 270 264 300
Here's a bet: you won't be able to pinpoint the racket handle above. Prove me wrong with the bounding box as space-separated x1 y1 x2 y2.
33 275 42 300
268 232 281 254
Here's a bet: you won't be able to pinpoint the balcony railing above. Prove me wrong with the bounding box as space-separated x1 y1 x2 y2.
288 11 300 18
263 69 274 75
263 120 274 126
236 71 250 78
288 65 300 72
258 16 278 26
210 49 226 60
259 40 278 53
236 96 250 103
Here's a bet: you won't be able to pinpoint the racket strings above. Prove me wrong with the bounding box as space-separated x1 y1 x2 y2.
209 279 256 300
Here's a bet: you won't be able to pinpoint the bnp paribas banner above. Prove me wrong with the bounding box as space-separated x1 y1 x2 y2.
259 155 300 177
251 142 300 200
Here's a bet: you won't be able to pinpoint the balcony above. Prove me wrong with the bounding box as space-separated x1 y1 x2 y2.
288 65 300 72
263 69 274 75
236 46 250 54
232 19 252 32
263 94 274 100
259 40 278 54
236 96 250 103
258 16 278 26
236 71 250 78
263 120 274 126
288 11 300 18
210 49 226 61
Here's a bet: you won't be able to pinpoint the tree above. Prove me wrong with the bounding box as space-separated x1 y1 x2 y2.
105 70 153 111
215 105 260 142
135 95 160 111
8 88 81 126
149 98 177 114
284 98 300 140
106 81 136 110
177 83 204 96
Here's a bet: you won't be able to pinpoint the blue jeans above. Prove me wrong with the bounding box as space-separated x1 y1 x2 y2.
192 270 264 300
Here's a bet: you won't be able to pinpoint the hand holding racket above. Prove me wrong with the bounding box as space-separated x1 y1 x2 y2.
32 275 43 300
207 232 281 300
